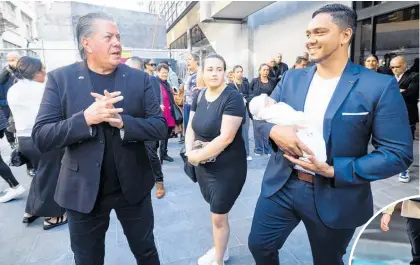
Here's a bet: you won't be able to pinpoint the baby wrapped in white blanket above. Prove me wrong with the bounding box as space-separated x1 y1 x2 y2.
249 94 327 174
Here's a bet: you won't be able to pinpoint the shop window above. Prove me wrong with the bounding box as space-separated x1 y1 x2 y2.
353 19 373 65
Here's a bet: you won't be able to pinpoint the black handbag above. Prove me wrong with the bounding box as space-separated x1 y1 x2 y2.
179 147 197 183
172 106 183 125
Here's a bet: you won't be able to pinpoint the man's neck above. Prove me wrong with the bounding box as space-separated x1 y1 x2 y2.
316 53 348 79
87 59 116 75
235 78 242 84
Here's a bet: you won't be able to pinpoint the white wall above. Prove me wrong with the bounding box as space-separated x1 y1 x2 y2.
199 22 249 77
252 1 351 74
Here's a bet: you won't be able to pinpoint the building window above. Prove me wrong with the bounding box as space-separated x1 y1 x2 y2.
355 1 373 11
21 12 33 39
4 1 15 16
191 25 206 46
170 33 187 49
354 19 373 64
374 6 419 66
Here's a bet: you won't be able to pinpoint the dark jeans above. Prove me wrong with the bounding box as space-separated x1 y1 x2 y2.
145 141 163 182
183 104 191 133
159 127 173 158
253 121 271 155
248 174 355 265
1 106 15 144
67 192 160 265
407 218 420 265
0 153 18 188
411 124 416 139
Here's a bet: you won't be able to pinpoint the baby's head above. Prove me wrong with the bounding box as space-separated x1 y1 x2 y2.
249 94 270 119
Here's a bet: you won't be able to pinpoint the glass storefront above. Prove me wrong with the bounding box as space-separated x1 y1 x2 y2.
352 2 419 68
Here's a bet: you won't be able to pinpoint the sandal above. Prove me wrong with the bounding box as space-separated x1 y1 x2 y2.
43 215 67 230
22 215 39 224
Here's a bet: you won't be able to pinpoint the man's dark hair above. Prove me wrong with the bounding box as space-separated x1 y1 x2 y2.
76 12 115 60
157 63 169 72
232 65 243 73
14 56 43 80
189 53 200 66
295 56 309 65
312 4 357 42
202 53 226 71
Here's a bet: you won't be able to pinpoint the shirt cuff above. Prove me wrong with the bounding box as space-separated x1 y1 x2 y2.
120 128 125 140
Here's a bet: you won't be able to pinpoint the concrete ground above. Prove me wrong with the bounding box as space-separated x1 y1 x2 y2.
0 136 417 265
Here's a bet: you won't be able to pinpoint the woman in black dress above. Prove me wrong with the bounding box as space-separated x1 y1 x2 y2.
185 54 246 265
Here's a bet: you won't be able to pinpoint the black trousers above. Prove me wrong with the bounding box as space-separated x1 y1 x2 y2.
0 152 18 188
1 106 15 144
408 218 420 265
18 137 40 170
67 192 160 265
159 127 173 158
145 141 163 182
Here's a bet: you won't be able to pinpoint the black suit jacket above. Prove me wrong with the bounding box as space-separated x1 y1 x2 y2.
32 61 167 213
399 71 419 124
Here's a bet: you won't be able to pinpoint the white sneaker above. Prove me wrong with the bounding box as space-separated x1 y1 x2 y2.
398 170 411 183
254 153 262 157
246 156 253 161
198 247 230 265
0 185 25 203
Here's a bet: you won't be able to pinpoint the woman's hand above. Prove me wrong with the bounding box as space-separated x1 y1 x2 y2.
187 150 201 166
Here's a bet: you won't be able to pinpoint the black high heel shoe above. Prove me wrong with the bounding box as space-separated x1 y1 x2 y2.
22 215 39 224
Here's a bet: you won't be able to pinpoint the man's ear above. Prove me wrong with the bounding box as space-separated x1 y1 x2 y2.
341 28 353 46
82 38 92 54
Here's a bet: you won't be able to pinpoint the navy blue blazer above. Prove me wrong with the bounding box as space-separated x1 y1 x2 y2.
32 61 167 213
257 61 413 229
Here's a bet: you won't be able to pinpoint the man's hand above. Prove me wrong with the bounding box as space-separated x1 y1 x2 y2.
380 213 391 232
269 125 313 157
90 90 124 129
284 154 334 178
84 93 123 126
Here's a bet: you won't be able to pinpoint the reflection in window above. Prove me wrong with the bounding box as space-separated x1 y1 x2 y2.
375 6 419 65
169 33 187 49
354 19 372 64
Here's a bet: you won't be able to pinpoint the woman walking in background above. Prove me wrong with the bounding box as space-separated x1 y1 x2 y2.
228 65 252 161
249 63 277 156
8 56 66 229
186 53 246 265
183 54 200 131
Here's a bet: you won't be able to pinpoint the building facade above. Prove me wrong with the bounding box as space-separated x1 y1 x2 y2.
149 1 419 79
0 1 39 67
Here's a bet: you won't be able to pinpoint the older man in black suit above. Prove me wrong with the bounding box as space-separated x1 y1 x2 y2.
32 12 167 265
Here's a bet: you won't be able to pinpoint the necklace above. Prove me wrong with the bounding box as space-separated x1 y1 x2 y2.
206 100 212 109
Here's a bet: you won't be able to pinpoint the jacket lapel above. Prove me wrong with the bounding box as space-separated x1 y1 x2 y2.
323 60 360 145
76 61 95 109
294 65 316 111
113 65 127 109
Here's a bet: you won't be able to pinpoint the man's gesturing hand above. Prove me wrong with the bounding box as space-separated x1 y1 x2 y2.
89 90 124 129
84 90 123 127
269 125 313 158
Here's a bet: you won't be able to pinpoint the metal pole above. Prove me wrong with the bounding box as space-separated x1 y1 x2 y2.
41 39 46 68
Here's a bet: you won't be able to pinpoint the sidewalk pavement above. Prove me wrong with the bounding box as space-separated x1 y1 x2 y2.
0 137 417 265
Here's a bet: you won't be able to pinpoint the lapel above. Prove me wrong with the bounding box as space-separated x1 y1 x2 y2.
76 61 95 109
323 60 360 145
113 64 127 109
294 65 316 111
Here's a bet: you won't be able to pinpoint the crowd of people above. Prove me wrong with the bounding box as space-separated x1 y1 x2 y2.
0 3 416 265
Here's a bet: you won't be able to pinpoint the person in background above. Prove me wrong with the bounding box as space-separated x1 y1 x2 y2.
137 59 170 199
381 199 420 265
186 53 246 265
226 70 234 84
160 60 180 92
273 53 289 81
292 56 309 69
8 56 67 229
409 58 419 73
364 54 379 72
0 51 20 150
125 56 143 71
268 59 279 83
249 64 277 156
183 54 200 132
390 55 419 183
228 65 252 161
303 52 315 67
173 81 185 144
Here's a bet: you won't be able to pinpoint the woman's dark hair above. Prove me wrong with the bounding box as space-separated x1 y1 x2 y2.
258 63 269 76
143 58 153 68
365 54 379 61
157 63 169 72
202 53 226 71
14 56 43 80
232 65 243 73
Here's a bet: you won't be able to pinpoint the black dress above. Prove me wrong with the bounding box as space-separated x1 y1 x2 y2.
191 87 247 214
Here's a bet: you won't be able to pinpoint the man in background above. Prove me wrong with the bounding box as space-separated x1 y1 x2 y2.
126 56 143 71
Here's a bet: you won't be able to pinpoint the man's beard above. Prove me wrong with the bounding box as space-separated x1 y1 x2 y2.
309 47 337 64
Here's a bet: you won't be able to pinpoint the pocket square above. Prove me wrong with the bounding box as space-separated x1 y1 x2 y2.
342 112 369 116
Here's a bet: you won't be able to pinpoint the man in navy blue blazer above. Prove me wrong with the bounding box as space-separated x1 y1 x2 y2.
248 4 413 265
